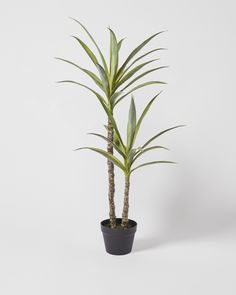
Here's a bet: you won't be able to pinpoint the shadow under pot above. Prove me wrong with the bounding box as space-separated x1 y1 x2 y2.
101 218 137 255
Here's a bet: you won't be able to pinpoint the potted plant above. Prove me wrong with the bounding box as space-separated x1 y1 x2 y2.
57 19 183 255
77 96 183 254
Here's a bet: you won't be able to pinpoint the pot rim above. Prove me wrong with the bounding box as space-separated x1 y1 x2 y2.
101 218 137 235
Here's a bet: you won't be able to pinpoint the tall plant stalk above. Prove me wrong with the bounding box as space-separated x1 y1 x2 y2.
57 19 168 227
121 175 130 227
107 118 116 227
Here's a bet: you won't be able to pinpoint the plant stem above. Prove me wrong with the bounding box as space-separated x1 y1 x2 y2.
107 118 116 228
121 175 130 228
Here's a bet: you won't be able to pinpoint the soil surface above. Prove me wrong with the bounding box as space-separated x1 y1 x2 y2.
105 223 133 229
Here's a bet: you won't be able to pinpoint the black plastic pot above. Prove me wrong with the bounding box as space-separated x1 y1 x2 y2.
101 218 137 255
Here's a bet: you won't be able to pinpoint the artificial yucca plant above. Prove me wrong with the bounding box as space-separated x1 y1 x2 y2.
56 18 167 228
76 94 183 228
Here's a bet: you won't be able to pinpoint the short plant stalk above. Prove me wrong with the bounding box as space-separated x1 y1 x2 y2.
107 118 116 228
121 175 130 228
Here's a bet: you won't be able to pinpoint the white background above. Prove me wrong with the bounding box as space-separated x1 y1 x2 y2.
1 0 236 294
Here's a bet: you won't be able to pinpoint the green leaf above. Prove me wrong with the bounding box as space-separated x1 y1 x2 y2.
142 125 185 148
118 38 125 51
72 36 98 65
57 80 125 149
115 59 159 89
133 92 162 144
115 81 166 106
109 28 119 85
87 133 125 158
117 58 159 84
110 91 123 107
70 18 109 74
117 31 166 78
75 147 126 171
131 161 176 173
127 148 138 167
129 48 166 68
127 96 136 150
121 66 168 91
96 64 110 96
55 57 103 91
132 146 169 164
57 80 107 106
113 129 122 147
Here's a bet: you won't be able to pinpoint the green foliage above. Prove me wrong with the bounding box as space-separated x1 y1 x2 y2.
87 133 125 158
96 64 110 96
71 36 99 65
75 147 126 172
116 31 166 78
69 17 109 74
57 19 166 109
131 161 176 173
76 95 183 177
142 125 185 148
115 59 159 89
126 96 136 151
109 28 119 87
114 81 166 106
57 21 184 226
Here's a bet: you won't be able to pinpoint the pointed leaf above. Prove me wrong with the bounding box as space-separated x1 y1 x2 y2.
72 36 99 65
57 81 117 135
57 80 107 105
131 161 176 173
59 80 125 148
117 31 166 77
115 81 166 106
70 18 109 74
87 133 125 158
132 146 169 164
127 96 136 150
115 59 159 89
113 129 122 147
142 125 185 148
75 147 126 171
121 66 168 91
109 28 119 85
129 48 167 68
110 91 123 107
118 38 125 51
96 64 110 96
55 57 103 90
127 148 138 167
133 92 162 144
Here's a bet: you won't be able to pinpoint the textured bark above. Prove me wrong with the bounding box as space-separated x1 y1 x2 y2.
121 175 130 228
107 118 116 228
